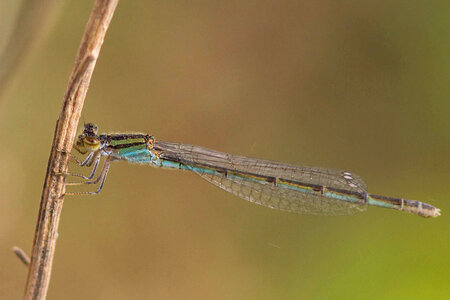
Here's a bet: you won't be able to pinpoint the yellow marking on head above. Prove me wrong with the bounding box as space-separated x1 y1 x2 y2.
83 136 100 151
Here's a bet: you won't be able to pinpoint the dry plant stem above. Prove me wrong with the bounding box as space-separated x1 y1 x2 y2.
13 247 31 267
24 1 119 299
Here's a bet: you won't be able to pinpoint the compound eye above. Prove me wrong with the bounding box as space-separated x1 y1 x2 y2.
83 123 99 135
89 124 99 134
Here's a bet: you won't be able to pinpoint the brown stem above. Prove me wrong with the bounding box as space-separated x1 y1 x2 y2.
13 246 31 267
23 1 119 299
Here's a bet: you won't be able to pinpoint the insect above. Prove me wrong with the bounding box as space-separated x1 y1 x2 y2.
64 123 441 218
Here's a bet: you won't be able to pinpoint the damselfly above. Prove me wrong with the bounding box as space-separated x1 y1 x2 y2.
64 123 441 218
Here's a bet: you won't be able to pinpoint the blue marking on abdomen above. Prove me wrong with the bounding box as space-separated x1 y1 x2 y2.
161 160 180 169
278 183 316 195
118 148 153 163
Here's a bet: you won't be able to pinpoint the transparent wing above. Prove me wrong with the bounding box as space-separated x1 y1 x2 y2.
156 141 368 215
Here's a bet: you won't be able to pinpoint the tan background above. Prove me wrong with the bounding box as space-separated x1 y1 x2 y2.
1 1 449 299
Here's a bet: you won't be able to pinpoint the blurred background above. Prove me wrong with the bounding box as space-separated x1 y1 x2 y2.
1 1 449 299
